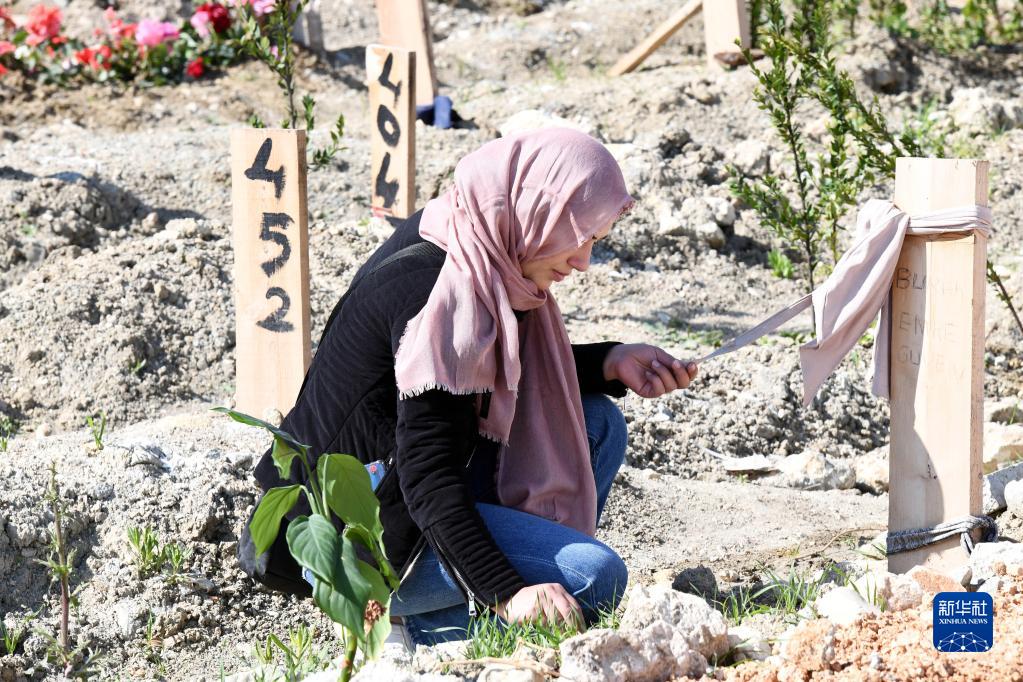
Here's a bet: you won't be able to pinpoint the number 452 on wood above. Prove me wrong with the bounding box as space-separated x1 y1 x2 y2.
230 128 312 418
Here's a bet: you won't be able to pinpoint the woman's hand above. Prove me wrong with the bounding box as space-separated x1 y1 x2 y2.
603 343 698 398
494 583 584 628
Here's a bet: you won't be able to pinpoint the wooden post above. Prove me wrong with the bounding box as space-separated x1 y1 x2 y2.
607 0 702 76
887 158 989 574
703 0 750 68
375 0 436 108
230 129 312 419
368 44 416 219
292 0 325 53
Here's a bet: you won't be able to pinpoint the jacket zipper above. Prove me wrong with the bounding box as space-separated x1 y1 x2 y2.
433 540 480 618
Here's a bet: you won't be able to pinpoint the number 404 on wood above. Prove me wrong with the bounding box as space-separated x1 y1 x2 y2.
230 129 312 418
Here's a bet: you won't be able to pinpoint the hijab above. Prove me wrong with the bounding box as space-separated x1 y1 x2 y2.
394 127 633 535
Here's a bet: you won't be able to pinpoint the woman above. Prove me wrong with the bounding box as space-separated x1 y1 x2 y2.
250 128 698 647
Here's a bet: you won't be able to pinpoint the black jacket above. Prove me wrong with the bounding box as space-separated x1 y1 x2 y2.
253 210 626 609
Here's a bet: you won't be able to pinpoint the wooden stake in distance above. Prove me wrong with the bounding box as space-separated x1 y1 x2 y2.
702 0 750 68
292 0 325 53
607 0 702 77
368 44 416 220
230 128 312 419
887 158 989 574
375 0 436 108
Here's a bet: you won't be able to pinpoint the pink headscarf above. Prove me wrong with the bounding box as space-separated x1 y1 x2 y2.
394 128 634 536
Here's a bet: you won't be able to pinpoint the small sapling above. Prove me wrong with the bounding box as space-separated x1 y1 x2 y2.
215 407 400 681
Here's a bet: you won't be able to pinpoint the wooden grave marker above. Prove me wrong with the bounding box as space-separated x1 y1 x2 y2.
888 157 989 574
293 0 325 53
230 129 312 418
375 0 437 108
702 0 750 69
609 0 751 75
368 44 416 219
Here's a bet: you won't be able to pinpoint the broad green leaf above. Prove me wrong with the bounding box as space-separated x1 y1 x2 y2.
309 533 375 637
271 436 300 480
319 454 382 536
345 526 400 591
357 559 392 659
312 579 365 643
249 485 302 554
286 514 342 586
211 407 310 454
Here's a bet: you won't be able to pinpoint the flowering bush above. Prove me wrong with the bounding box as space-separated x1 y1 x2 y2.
0 2 259 86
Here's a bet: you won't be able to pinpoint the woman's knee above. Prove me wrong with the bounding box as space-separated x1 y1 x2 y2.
567 542 629 613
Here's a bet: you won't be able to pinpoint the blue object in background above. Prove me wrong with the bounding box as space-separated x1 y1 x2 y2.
416 95 454 129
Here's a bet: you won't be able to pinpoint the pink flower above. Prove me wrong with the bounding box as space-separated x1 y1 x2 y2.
136 19 180 48
24 5 63 46
251 0 276 16
190 10 212 38
0 41 14 57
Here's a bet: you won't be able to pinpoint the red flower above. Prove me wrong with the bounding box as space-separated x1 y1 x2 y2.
97 44 112 69
75 46 95 66
0 63 7 77
25 5 63 46
186 57 205 78
197 3 231 34
0 41 14 57
0 7 15 30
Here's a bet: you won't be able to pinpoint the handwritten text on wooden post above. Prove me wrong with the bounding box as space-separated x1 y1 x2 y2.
230 128 312 418
368 44 416 219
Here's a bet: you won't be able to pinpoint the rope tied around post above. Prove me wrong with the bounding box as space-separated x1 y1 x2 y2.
886 515 998 556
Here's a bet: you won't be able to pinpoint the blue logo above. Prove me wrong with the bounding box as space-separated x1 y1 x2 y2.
933 592 993 652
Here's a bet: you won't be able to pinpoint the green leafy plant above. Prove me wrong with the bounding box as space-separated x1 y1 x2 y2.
85 412 106 451
162 541 193 585
215 408 399 682
767 249 794 279
0 414 18 452
126 526 164 578
37 463 100 677
251 626 332 682
238 1 346 170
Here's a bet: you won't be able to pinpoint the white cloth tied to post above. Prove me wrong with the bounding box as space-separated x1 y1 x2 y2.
699 199 994 405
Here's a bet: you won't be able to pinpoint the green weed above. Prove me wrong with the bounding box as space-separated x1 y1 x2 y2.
767 249 794 280
0 415 18 452
1 611 37 655
251 626 331 682
126 526 192 583
85 412 106 451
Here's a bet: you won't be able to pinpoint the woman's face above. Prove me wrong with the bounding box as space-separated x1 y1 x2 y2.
521 218 614 291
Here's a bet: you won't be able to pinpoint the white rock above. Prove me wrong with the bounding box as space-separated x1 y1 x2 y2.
692 221 726 248
814 586 878 626
851 572 893 610
114 600 141 640
726 624 772 662
704 196 736 227
983 422 1023 474
969 541 1023 584
498 109 593 137
886 574 924 611
476 665 542 682
978 577 1007 596
730 139 770 176
852 446 888 494
770 450 856 491
559 623 706 682
982 461 1023 513
1005 479 1023 515
604 142 650 190
619 584 729 659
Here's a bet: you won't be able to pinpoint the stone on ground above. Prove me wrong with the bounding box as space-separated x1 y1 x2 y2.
726 624 773 662
970 541 1023 584
619 584 729 659
983 461 1023 513
814 586 878 626
768 450 855 491
558 622 706 682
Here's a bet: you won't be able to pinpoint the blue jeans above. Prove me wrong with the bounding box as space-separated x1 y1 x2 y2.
390 394 629 646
